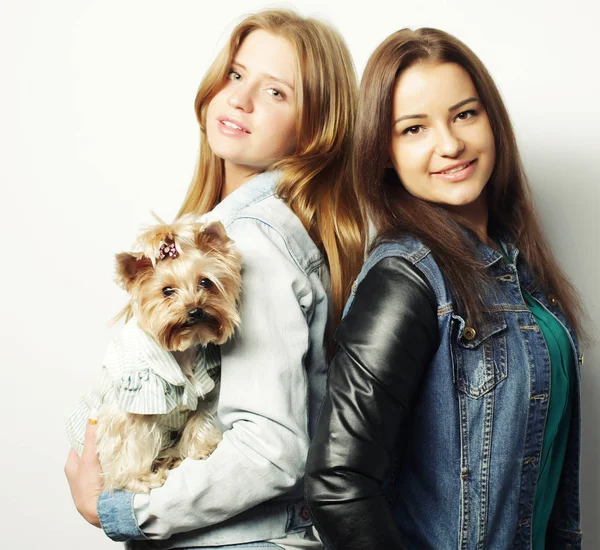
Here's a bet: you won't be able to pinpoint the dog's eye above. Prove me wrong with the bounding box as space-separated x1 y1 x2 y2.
163 287 176 297
199 278 213 289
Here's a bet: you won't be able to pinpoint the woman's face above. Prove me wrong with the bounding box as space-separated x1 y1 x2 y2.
206 30 297 173
389 62 496 213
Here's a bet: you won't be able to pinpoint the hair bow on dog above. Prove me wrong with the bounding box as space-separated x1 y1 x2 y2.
159 240 179 260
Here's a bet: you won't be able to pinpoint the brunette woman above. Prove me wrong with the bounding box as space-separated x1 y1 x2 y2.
306 28 585 550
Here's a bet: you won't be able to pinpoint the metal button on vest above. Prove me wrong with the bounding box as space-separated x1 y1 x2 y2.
463 327 477 341
549 295 558 307
300 506 311 520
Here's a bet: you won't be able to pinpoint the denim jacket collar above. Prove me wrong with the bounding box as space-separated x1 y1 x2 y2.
477 230 539 293
460 226 515 268
210 170 280 221
464 229 542 294
472 237 503 268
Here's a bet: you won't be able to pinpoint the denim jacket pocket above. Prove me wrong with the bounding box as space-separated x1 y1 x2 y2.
451 312 508 399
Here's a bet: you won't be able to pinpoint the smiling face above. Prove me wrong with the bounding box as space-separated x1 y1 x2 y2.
389 62 496 217
205 30 298 174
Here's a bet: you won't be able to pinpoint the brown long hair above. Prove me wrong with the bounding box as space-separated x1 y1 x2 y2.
355 27 584 336
177 9 365 326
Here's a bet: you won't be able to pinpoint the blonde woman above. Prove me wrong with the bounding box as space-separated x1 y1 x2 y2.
65 10 364 549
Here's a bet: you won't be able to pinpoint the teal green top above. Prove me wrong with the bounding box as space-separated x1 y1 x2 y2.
494 239 574 549
526 291 575 550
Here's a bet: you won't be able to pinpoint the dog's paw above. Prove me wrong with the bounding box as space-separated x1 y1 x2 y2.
124 470 169 493
187 445 216 460
185 432 221 460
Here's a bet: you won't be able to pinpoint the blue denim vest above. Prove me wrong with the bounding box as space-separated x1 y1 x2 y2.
343 236 582 549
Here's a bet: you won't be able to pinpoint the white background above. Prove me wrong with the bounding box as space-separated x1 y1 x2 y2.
1 0 598 547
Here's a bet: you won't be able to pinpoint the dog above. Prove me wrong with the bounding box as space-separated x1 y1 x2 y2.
67 214 242 493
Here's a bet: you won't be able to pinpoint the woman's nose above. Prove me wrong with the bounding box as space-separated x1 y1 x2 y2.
435 127 465 158
227 86 253 112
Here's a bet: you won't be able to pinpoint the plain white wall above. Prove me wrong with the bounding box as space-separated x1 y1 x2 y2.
1 0 598 547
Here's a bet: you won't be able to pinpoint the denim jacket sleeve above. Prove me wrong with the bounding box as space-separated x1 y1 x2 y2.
97 217 315 541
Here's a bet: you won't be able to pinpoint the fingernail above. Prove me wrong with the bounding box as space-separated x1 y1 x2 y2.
88 408 98 425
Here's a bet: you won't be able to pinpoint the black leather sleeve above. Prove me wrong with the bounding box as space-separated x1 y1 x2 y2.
305 256 440 550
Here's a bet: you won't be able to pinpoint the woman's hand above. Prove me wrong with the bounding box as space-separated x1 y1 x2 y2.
64 410 103 528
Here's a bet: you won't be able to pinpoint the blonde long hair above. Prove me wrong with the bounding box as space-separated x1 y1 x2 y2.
178 9 365 325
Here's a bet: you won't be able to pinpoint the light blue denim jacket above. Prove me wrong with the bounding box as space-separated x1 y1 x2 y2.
97 170 331 547
343 235 583 549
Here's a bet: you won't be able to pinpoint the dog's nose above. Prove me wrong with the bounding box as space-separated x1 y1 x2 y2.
187 308 205 321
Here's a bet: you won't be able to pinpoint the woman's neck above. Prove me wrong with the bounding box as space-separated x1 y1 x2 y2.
445 195 491 245
220 163 262 201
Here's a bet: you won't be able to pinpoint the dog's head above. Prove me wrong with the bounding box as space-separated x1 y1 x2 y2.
116 214 242 351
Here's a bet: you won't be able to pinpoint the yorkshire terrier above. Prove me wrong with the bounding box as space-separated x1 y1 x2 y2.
67 214 242 493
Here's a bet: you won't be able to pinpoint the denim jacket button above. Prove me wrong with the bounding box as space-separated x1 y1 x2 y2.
463 327 477 341
549 294 558 307
300 506 311 520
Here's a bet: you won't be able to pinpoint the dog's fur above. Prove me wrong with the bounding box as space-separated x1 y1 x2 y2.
96 214 242 492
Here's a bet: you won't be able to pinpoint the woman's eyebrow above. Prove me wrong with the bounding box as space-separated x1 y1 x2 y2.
394 113 426 125
449 97 478 111
231 60 294 91
394 97 479 126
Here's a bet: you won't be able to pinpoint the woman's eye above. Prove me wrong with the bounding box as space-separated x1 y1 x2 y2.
199 278 213 289
455 109 476 121
267 88 285 100
163 287 175 297
228 70 241 81
402 125 423 136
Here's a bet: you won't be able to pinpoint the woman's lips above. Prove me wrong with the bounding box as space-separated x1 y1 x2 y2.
217 117 250 137
432 159 477 182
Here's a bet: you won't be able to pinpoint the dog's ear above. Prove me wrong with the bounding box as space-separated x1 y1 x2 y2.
115 252 153 291
196 221 231 252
